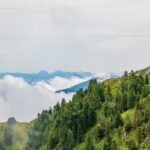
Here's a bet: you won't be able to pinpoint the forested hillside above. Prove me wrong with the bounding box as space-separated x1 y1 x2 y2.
1 67 150 150
26 67 150 150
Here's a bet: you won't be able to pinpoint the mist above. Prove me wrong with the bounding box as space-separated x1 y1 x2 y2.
0 75 74 122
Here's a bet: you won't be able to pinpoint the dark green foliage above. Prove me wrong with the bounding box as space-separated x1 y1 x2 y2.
95 124 105 140
124 116 132 133
126 139 138 150
85 135 95 150
61 98 66 107
105 86 113 101
86 80 105 109
145 74 149 85
135 127 146 144
27 110 50 149
127 90 137 108
134 103 146 127
120 71 128 93
113 113 123 128
53 102 60 112
27 80 101 149
115 71 145 112
103 135 117 150
142 85 150 98
116 91 128 112
59 128 75 150
26 71 150 150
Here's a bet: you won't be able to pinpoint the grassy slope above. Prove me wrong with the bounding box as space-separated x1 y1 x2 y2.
0 122 32 150
0 123 6 140
15 122 30 149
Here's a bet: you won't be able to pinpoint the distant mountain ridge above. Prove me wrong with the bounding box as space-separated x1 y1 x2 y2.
0 70 122 94
0 70 93 84
56 79 91 94
56 73 121 94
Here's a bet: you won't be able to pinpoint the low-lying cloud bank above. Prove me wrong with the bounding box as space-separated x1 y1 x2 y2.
0 75 76 122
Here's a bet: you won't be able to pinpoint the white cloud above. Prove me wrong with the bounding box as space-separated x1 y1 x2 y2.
0 75 73 122
48 76 91 90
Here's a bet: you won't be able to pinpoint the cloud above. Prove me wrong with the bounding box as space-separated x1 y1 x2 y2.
0 75 73 122
48 76 91 90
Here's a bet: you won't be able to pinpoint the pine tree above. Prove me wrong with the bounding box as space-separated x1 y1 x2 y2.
105 86 113 101
113 113 123 128
85 135 95 150
103 135 117 150
145 75 149 85
136 127 142 144
127 139 138 150
61 98 66 107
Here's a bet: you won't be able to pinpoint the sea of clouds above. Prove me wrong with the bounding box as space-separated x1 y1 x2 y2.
0 75 89 122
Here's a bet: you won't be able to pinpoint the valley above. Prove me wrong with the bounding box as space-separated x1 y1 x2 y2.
0 67 150 149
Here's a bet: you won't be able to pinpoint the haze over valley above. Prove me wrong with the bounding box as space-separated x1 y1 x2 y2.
0 70 119 122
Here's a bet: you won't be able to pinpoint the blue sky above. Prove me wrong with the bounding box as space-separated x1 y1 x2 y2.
0 0 150 73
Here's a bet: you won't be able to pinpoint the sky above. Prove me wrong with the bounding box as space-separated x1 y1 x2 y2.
0 0 150 122
0 0 150 73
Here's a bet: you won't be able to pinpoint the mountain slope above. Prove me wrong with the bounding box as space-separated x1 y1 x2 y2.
24 67 150 150
0 119 31 150
0 67 150 150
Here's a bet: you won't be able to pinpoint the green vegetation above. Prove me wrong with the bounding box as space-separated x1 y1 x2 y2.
1 67 150 149
0 118 31 150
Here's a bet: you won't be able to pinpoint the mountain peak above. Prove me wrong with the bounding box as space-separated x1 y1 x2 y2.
50 70 93 79
38 71 49 75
